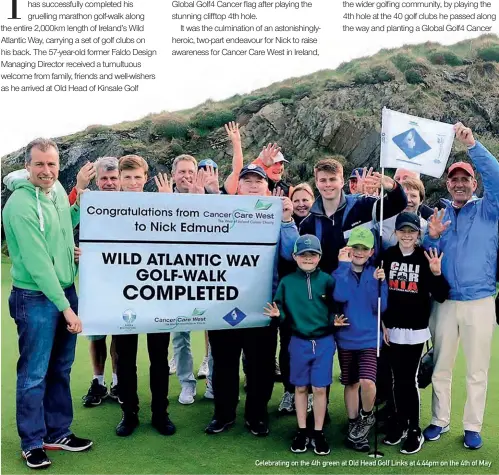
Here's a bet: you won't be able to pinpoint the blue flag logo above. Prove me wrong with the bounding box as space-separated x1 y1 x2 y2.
223 307 247 327
392 128 431 159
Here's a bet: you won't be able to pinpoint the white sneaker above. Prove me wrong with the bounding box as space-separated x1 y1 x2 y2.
204 381 214 399
307 393 313 413
179 385 196 405
197 356 209 379
169 357 176 375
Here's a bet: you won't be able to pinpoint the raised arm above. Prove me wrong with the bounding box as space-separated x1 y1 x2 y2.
223 122 244 195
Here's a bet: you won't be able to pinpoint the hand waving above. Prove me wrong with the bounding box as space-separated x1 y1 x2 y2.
334 314 349 327
424 248 444 276
263 302 280 318
428 209 451 239
154 173 173 193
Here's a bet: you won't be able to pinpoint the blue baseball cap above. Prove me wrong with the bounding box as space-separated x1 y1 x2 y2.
239 164 268 180
349 167 364 179
198 159 218 169
293 234 322 256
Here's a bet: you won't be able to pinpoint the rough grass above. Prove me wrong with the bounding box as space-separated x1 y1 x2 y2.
1 261 499 474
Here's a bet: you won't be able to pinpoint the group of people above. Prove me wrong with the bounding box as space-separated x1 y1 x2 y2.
2 120 498 469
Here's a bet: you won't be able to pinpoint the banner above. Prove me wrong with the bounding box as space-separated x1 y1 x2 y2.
78 192 283 335
380 107 455 178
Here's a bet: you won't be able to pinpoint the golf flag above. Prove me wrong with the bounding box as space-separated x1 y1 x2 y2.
380 108 455 178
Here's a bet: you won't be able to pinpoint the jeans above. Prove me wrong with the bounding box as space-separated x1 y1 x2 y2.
9 286 78 451
172 332 196 389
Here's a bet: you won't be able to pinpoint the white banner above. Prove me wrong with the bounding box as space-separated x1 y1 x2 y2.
380 107 455 178
78 192 283 335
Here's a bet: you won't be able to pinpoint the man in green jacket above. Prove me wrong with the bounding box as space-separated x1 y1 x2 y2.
3 138 92 470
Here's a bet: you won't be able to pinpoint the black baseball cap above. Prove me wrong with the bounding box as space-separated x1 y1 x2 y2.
239 164 268 180
395 212 421 231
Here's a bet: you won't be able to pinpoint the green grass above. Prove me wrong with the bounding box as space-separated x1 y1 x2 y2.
1 260 499 474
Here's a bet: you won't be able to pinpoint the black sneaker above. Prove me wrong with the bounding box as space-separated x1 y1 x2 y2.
152 414 176 436
82 379 108 407
347 419 357 441
245 420 269 437
116 412 139 437
205 419 235 434
43 434 93 452
22 448 51 469
400 428 424 455
290 429 309 453
311 430 330 455
383 426 407 446
109 383 120 401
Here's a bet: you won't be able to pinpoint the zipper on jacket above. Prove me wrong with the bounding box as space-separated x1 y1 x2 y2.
306 273 312 300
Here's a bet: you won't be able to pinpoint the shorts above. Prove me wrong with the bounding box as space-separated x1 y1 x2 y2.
289 335 335 388
87 335 106 341
338 348 377 385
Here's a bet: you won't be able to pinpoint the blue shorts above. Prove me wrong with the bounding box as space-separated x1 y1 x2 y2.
289 335 335 388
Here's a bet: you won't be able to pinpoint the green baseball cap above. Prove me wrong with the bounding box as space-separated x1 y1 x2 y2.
347 226 375 249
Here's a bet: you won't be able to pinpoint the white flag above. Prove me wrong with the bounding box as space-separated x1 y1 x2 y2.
380 108 455 178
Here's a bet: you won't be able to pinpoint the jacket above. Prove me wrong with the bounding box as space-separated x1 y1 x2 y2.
382 245 449 330
423 141 499 301
332 261 388 350
274 267 336 339
275 221 299 294
299 185 407 274
2 171 80 311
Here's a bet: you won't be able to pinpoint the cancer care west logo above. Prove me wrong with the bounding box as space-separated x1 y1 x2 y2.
121 309 137 331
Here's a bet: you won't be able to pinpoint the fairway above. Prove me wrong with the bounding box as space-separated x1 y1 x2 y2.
1 257 498 475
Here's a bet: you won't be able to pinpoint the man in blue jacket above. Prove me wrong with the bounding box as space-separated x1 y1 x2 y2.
423 123 499 450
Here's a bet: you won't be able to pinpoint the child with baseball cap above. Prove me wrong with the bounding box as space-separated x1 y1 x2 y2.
381 212 449 455
264 235 347 456
332 226 388 451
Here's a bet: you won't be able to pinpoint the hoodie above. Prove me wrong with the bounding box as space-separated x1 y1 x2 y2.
332 261 388 350
2 170 80 311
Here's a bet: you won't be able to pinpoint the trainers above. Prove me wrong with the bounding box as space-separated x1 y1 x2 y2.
22 448 51 469
197 356 209 379
204 380 214 400
152 414 176 436
423 424 450 441
109 383 119 401
115 412 139 437
82 378 108 407
347 419 357 442
347 436 370 452
464 430 483 450
290 429 309 453
349 410 375 441
401 428 424 454
311 430 330 455
245 420 269 437
306 393 313 413
178 385 196 405
278 391 295 414
169 357 176 375
205 419 235 434
44 434 93 452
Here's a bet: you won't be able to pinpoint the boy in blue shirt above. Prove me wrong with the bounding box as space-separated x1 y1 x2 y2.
333 226 388 450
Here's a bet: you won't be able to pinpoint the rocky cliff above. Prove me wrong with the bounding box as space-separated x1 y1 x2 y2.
2 35 499 208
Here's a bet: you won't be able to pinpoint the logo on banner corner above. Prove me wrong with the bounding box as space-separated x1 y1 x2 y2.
255 200 272 211
192 308 207 316
392 128 431 159
223 307 247 327
123 309 137 325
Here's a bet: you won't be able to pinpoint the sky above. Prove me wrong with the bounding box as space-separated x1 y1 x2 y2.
0 0 497 157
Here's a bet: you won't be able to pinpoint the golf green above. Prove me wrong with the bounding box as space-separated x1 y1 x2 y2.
1 259 498 474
